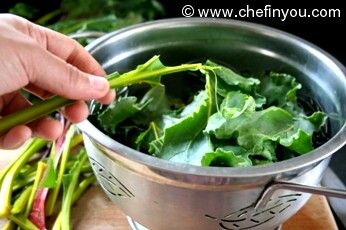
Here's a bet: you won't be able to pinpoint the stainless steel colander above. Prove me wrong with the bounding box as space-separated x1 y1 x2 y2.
77 18 346 230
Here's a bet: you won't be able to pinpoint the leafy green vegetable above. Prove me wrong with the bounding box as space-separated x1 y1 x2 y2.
98 97 141 134
40 158 57 188
61 149 88 230
0 139 47 217
25 162 46 217
258 72 302 108
202 147 252 167
0 121 95 229
94 57 327 168
9 3 39 20
11 186 33 215
8 214 38 230
206 60 260 93
149 90 211 160
52 176 96 230
49 15 143 36
46 126 76 216
10 0 164 36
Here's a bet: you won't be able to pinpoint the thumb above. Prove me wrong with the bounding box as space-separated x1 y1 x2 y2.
27 47 109 100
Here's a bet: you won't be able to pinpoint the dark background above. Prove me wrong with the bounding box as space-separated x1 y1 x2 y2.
162 0 345 64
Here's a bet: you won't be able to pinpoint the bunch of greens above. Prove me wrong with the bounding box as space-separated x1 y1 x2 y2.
0 118 95 230
0 55 328 169
94 57 328 167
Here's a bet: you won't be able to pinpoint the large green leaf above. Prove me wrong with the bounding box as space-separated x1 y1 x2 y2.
205 91 256 139
259 72 302 107
206 60 260 93
279 111 327 154
170 132 213 166
135 122 160 152
97 97 140 134
132 84 170 125
202 147 252 167
149 90 210 160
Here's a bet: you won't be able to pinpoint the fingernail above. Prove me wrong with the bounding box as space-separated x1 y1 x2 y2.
89 75 109 91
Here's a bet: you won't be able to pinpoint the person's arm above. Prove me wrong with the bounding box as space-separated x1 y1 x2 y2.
0 14 115 149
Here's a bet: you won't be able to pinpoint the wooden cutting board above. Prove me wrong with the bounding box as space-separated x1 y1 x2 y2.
0 148 338 230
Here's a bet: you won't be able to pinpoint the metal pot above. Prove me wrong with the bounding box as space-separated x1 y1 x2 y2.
77 18 346 230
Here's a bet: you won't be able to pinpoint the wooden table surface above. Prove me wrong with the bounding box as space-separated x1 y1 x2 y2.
0 147 338 230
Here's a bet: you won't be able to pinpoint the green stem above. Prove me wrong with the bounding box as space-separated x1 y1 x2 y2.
109 63 203 88
52 175 95 230
8 214 39 230
0 96 72 135
46 126 76 216
25 162 46 217
0 139 47 217
11 186 33 215
0 58 207 134
69 134 83 149
12 171 36 192
61 151 88 230
0 140 39 185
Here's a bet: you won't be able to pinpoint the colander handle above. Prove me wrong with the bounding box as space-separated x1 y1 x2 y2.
255 180 346 209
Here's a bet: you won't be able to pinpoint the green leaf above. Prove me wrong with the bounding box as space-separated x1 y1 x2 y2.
110 55 165 88
205 91 256 139
169 132 213 166
49 15 139 35
202 147 252 167
40 158 57 189
98 97 140 134
259 72 302 107
279 111 327 154
133 85 170 125
150 90 211 160
220 91 256 119
135 122 160 152
61 149 88 230
11 186 33 215
0 139 47 217
9 3 38 20
280 129 313 154
206 100 294 162
206 60 260 93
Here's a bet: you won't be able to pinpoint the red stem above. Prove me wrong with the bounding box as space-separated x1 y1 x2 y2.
29 118 70 228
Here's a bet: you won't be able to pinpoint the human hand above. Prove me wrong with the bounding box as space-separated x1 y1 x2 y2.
0 14 115 149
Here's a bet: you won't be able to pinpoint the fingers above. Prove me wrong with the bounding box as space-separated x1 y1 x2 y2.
20 17 105 76
1 14 115 103
0 125 32 149
63 100 89 123
25 47 110 101
98 90 116 105
0 92 31 116
29 117 63 140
